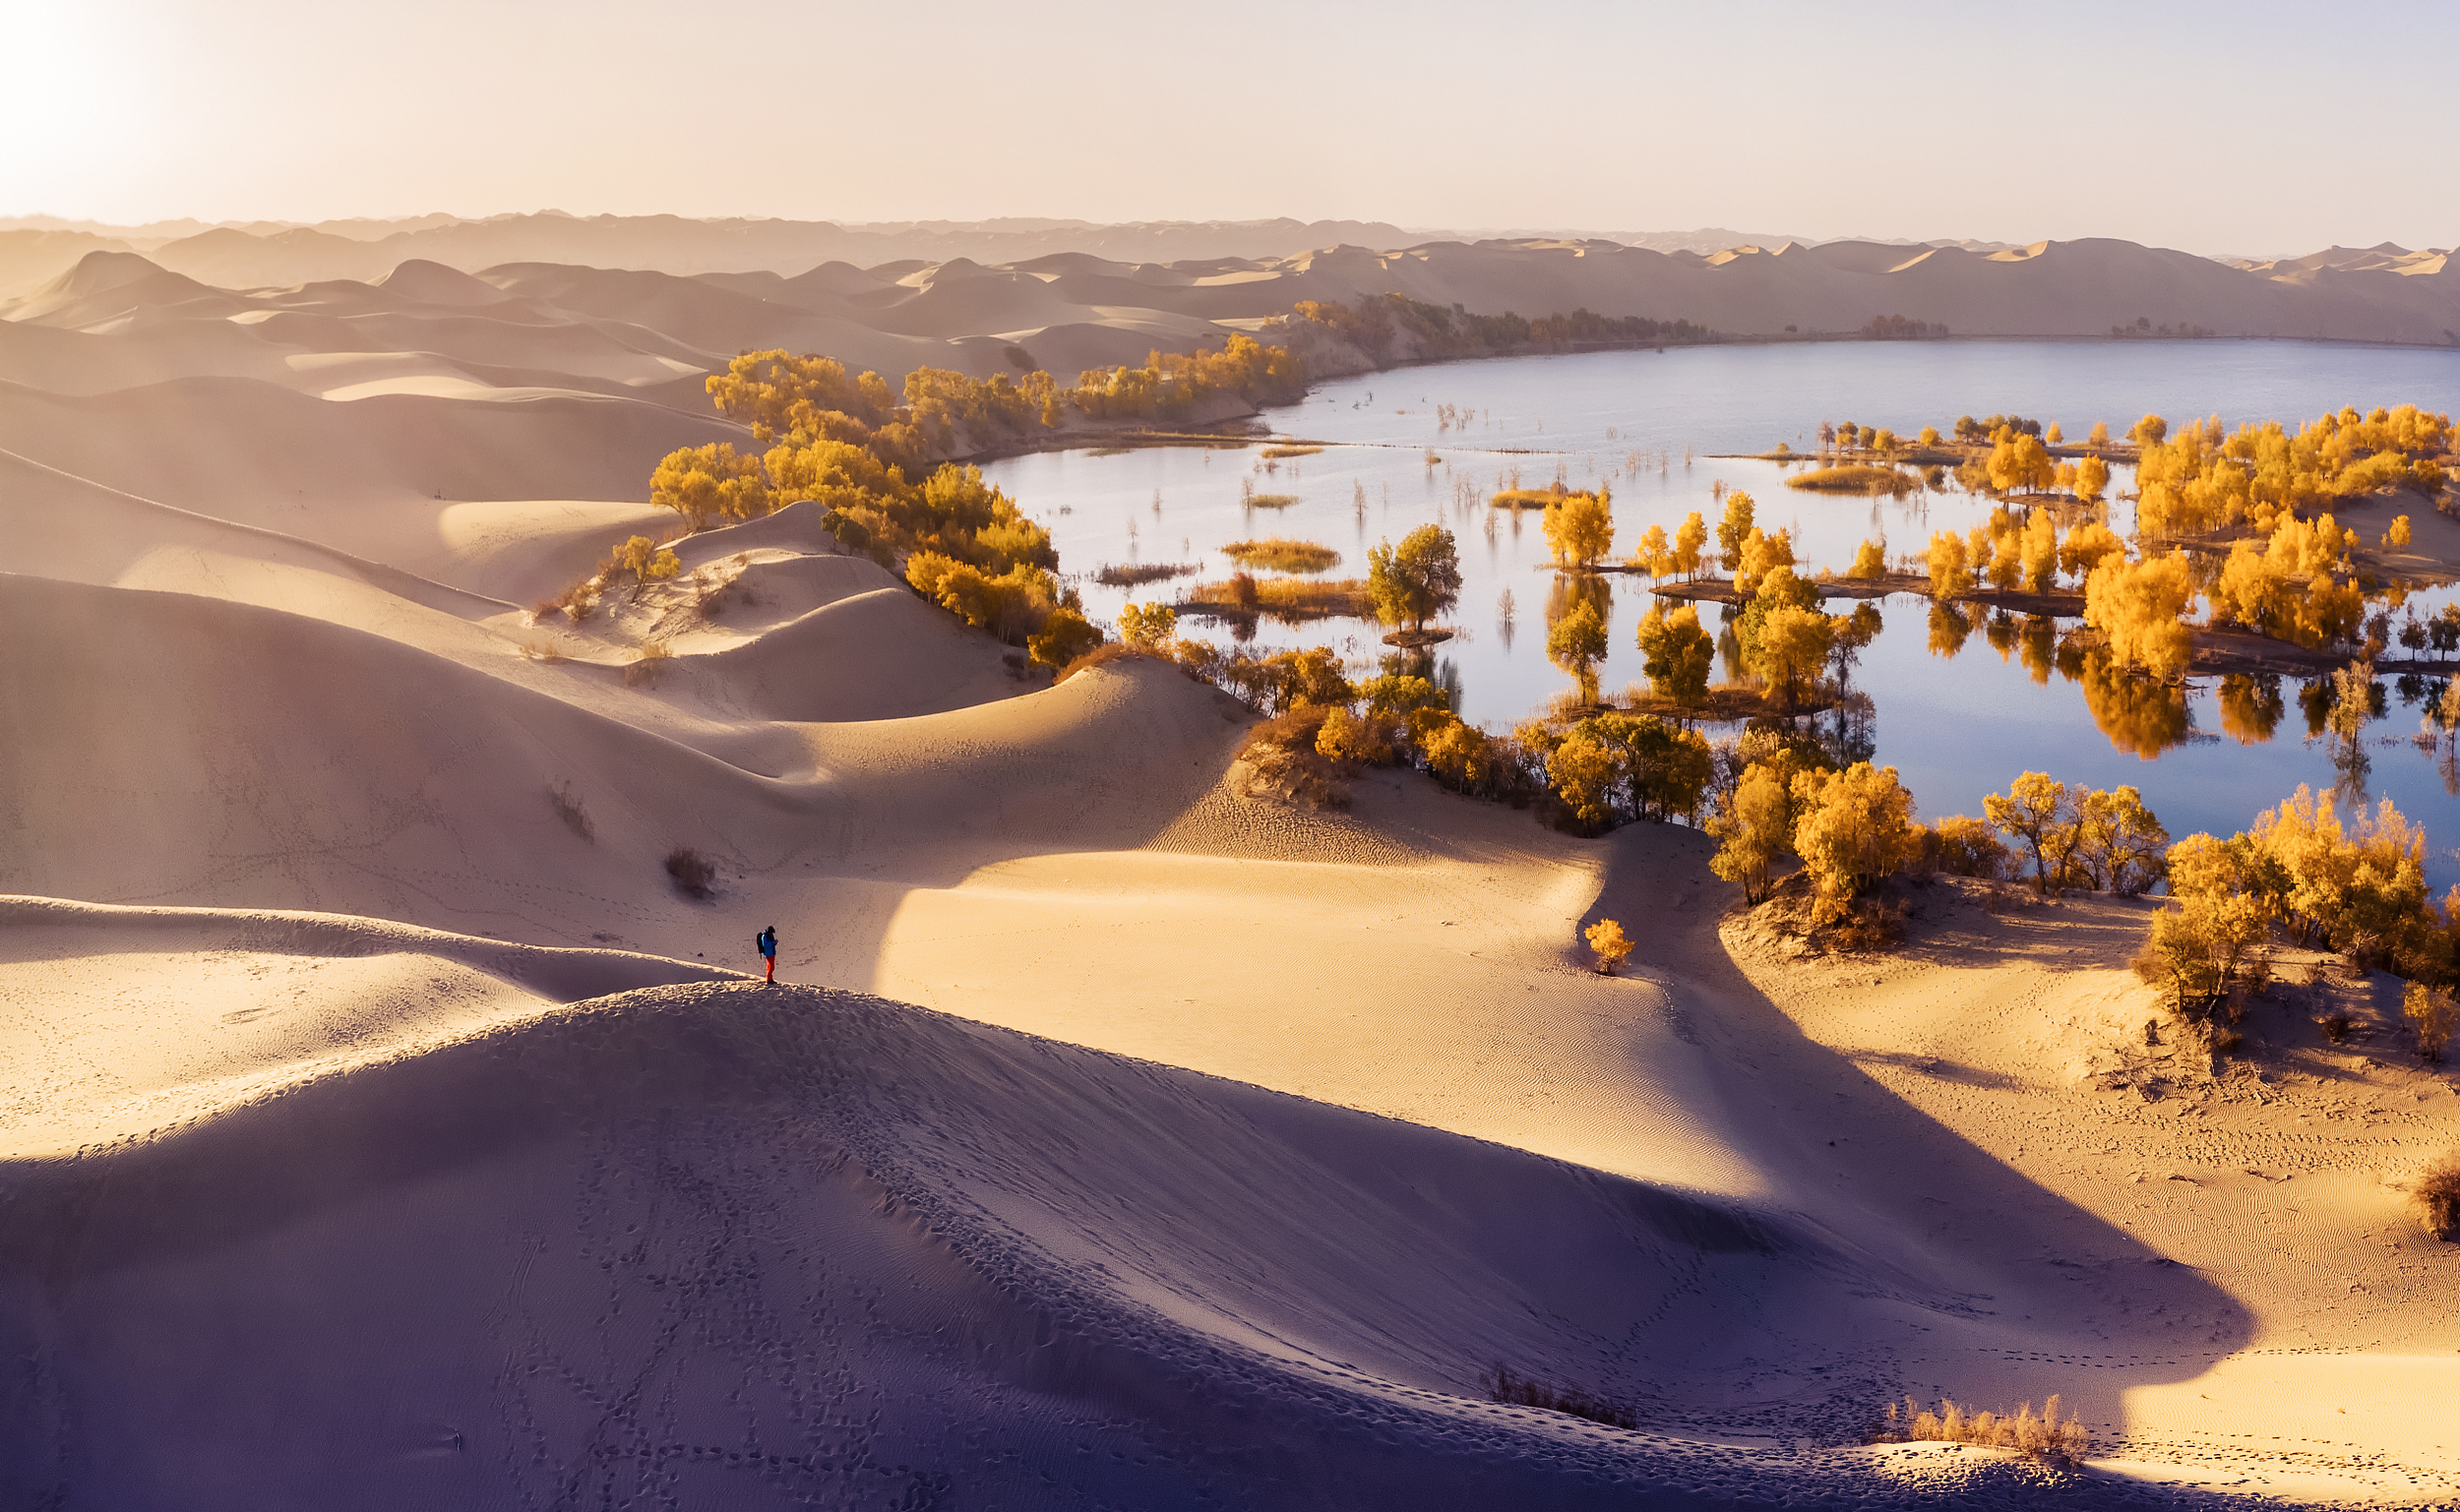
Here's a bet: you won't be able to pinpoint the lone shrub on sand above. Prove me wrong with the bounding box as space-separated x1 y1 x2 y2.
2416 1152 2460 1240
664 846 715 898
619 534 682 581
2407 982 2458 1062
1586 919 1634 974
1878 1395 2088 1464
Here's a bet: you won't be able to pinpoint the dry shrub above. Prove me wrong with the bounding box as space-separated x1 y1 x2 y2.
1236 706 1347 808
518 638 566 663
545 779 592 841
2417 1152 2460 1240
664 846 715 899
1828 894 1907 952
1877 1395 2088 1464
691 565 737 617
1260 444 1322 459
624 638 673 688
2318 1009 2355 1045
1744 874 1912 957
2405 982 2458 1061
1484 1363 1636 1431
538 570 605 623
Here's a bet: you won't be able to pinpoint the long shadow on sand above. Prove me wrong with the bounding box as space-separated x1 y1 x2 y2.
1586 824 2253 1440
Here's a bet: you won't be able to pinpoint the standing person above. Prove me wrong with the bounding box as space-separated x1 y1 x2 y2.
756 925 777 982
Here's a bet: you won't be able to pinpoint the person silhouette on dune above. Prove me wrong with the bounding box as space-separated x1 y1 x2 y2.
756 925 777 982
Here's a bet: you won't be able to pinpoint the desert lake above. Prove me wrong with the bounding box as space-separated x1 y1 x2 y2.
984 338 2460 880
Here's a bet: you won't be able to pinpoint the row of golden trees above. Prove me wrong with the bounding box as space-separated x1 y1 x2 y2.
643 340 1309 666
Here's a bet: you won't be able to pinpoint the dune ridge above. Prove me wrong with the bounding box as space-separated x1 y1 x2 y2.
0 970 2100 1509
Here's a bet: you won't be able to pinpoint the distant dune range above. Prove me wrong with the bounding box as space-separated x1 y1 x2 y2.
4 219 2458 405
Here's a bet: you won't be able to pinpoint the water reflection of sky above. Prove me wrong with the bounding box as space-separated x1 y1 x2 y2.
978 340 2460 885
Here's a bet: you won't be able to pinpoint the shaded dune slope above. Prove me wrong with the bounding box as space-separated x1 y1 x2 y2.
0 976 2000 1511
690 587 1031 722
0 376 737 515
0 445 511 621
0 575 1240 932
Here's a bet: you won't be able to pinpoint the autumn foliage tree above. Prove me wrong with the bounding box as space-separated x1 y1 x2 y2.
1368 524 1464 636
1586 919 1635 974
2084 553 2195 680
651 443 772 528
1732 526 1796 596
1715 492 1756 573
1671 511 1709 579
1117 601 1177 647
1634 603 1714 706
1926 530 1975 599
1707 762 1794 902
618 535 682 581
1791 763 1920 923
1542 489 1614 569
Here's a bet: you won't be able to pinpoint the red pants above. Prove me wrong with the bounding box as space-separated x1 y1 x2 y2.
764 955 774 981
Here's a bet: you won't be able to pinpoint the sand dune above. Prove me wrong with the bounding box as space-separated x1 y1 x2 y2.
2 964 2009 1508
12 208 2460 1505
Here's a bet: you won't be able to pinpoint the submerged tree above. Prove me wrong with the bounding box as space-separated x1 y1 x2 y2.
1671 511 1710 579
1367 524 1463 635
1635 603 1714 706
1715 491 1756 573
1542 489 1615 570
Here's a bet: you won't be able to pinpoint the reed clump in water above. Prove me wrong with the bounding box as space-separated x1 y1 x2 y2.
1784 464 1919 496
1221 538 1341 573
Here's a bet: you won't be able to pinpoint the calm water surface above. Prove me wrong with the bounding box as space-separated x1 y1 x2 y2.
979 340 2460 882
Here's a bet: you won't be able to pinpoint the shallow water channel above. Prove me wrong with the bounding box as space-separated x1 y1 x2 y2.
977 340 2460 882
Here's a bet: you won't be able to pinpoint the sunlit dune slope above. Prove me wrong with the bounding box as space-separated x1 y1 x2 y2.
0 955 2123 1511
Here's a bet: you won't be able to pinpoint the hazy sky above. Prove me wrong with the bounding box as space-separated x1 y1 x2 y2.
7 0 2453 255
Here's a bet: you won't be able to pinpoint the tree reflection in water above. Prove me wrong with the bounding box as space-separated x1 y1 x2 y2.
2219 673 2286 745
1927 601 1973 658
2078 651 2194 759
